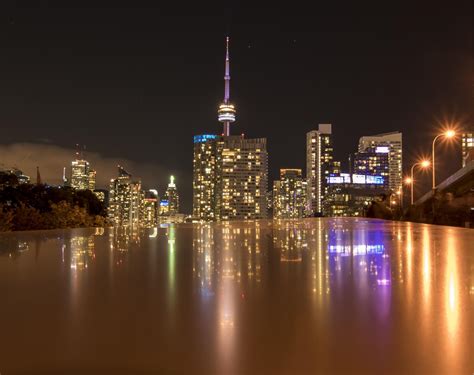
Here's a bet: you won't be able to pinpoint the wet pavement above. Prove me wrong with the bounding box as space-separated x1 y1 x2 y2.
0 218 473 374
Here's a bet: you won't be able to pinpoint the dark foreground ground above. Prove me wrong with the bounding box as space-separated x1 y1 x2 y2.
0 218 473 374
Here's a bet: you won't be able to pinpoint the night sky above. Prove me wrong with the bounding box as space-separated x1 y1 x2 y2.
0 2 472 213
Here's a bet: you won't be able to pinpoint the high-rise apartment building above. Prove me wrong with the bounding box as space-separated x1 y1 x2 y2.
193 134 268 220
306 124 337 216
192 38 268 221
216 135 268 220
164 175 179 214
193 135 219 221
273 169 307 218
108 166 142 226
461 129 473 167
358 132 402 192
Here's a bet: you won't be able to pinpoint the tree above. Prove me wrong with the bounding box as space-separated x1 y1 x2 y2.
0 204 13 232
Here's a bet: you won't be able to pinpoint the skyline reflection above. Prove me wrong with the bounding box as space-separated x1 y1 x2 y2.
0 220 472 373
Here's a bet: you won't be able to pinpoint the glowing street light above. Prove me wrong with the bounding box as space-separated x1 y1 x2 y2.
432 130 456 189
410 160 431 205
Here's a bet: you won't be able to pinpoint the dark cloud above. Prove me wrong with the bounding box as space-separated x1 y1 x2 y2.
0 142 167 192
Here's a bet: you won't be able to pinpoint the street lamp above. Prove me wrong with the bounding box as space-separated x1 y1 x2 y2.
410 160 430 205
432 130 456 189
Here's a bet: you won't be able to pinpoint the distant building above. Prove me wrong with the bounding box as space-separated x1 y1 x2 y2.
306 124 338 216
462 129 473 167
159 199 170 215
108 166 142 226
0 168 30 188
350 146 390 188
88 169 96 190
141 190 159 227
273 169 307 219
71 158 90 190
358 132 402 192
324 173 389 216
164 176 179 214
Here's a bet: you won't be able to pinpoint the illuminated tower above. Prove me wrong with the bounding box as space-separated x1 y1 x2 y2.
306 124 336 216
108 166 142 226
165 175 180 214
217 37 236 136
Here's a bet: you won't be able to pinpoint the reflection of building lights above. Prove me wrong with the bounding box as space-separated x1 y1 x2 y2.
328 244 384 255
377 278 391 286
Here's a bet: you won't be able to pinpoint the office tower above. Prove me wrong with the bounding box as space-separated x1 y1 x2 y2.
325 173 388 216
358 131 402 192
71 158 90 190
165 175 179 214
351 147 390 188
192 38 268 221
218 37 236 137
306 124 336 216
141 190 158 227
461 129 473 167
108 166 142 226
88 169 96 190
273 169 307 218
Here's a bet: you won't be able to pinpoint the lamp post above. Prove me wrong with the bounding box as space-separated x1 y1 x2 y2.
410 160 430 205
432 130 455 189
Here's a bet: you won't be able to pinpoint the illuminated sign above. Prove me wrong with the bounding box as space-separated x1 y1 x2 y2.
366 175 384 185
352 174 366 184
375 146 390 153
194 134 218 143
160 200 169 207
328 176 344 184
327 174 385 185
341 173 351 183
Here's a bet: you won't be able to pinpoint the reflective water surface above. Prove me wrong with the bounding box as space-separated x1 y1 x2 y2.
0 218 473 374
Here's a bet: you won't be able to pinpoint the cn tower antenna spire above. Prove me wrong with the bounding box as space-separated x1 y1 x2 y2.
218 36 236 136
224 36 230 103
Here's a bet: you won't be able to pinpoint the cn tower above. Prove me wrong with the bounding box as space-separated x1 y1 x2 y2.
217 37 236 136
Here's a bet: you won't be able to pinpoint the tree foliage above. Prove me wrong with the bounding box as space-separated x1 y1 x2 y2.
0 184 106 232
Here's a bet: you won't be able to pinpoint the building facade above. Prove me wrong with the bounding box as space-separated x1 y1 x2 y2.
358 131 402 193
108 166 142 226
306 124 338 216
164 175 179 214
193 134 268 221
141 190 159 228
350 146 390 188
273 169 307 218
71 159 91 190
462 129 473 167
324 173 389 217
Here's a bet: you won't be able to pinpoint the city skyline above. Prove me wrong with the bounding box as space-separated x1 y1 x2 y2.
0 3 472 212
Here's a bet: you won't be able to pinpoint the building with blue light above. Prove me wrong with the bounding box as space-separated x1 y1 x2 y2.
324 173 389 217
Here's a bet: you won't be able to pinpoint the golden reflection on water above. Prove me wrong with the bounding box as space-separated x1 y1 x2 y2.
421 226 432 326
3 220 470 373
443 230 461 370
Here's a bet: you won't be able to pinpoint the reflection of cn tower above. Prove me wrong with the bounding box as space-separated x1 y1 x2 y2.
217 37 236 136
